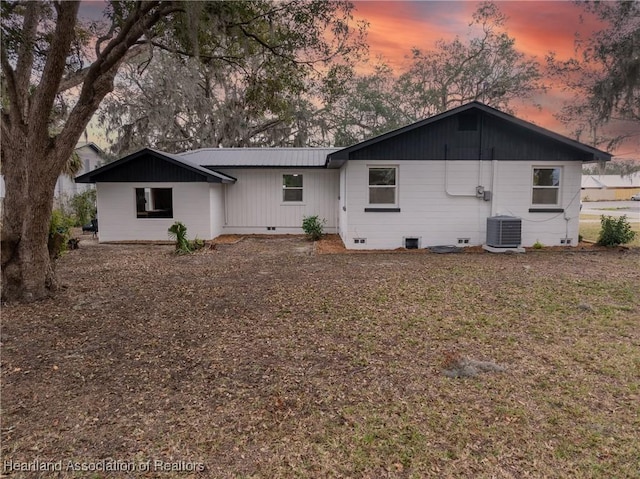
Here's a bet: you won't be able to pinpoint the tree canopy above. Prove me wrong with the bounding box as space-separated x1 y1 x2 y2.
100 1 546 152
0 0 365 301
548 0 640 153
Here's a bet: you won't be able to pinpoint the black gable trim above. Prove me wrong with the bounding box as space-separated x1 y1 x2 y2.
326 102 613 167
76 149 234 183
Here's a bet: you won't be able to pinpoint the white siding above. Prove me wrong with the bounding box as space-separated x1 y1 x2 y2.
492 161 582 247
210 184 225 239
217 169 339 234
338 167 348 241
342 159 582 249
96 182 212 242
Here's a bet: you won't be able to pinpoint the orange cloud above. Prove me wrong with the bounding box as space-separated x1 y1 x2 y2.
349 1 628 154
352 1 470 70
498 2 605 60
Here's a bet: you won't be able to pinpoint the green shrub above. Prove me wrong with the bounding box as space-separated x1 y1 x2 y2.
532 240 544 249
48 209 75 258
597 215 637 246
302 215 326 241
70 189 97 226
191 238 205 251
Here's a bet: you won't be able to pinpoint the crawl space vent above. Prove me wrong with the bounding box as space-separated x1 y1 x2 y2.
405 237 419 249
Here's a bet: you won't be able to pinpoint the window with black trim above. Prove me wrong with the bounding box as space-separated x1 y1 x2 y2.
136 187 173 218
283 174 303 202
532 168 561 205
368 167 397 205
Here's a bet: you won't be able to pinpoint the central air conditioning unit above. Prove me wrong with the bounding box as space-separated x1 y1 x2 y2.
486 216 522 248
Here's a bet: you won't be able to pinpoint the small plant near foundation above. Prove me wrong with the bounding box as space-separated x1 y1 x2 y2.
302 215 326 241
597 215 636 246
168 221 192 254
532 240 544 249
191 238 205 251
168 223 208 254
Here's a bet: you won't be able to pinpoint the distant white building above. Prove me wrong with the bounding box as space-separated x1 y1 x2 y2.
581 172 640 201
53 142 106 205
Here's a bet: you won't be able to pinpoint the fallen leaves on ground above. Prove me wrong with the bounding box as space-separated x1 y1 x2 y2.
2 236 639 478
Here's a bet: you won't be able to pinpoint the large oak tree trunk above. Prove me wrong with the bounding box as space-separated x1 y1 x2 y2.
1 1 169 302
1 137 72 302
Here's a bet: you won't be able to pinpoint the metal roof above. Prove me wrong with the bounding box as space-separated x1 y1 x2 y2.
179 147 341 168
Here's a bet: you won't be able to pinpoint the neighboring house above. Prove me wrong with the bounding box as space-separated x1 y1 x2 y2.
0 142 105 215
581 173 640 201
53 142 105 205
76 102 611 249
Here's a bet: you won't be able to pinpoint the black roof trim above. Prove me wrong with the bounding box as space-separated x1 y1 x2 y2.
202 165 328 170
75 148 237 184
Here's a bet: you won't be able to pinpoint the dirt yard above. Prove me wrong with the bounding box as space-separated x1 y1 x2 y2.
2 235 639 478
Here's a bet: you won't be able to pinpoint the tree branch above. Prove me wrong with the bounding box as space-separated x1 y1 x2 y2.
0 43 22 125
148 40 245 64
56 2 180 162
14 1 39 102
28 1 80 151
1 112 12 144
58 44 151 93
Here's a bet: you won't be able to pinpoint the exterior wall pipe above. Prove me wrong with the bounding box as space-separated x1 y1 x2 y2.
444 143 481 198
490 159 499 216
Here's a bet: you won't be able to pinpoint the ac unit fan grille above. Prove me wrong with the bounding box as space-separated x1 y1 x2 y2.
486 216 522 247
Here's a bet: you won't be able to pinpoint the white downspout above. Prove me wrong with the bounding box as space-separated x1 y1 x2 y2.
223 183 228 226
490 159 499 217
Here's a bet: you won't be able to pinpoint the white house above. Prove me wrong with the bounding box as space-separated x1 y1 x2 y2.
53 142 105 202
76 102 611 249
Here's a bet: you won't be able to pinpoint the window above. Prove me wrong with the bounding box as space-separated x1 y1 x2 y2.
136 188 173 218
368 167 397 205
532 168 561 205
283 174 303 202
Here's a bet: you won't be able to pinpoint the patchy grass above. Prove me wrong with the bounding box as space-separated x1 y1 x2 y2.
2 237 640 478
593 207 632 211
580 221 640 246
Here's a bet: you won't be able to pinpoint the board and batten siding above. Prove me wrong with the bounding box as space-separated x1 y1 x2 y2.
492 160 582 246
341 159 581 249
217 169 339 234
96 182 212 241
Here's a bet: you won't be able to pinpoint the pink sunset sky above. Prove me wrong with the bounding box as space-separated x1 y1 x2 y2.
78 1 637 159
348 1 637 159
